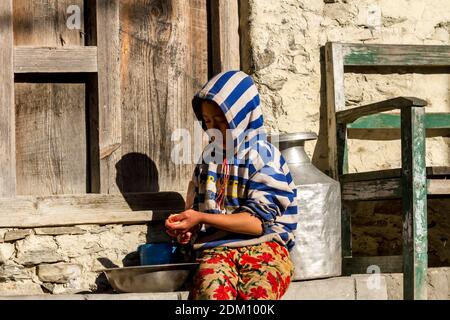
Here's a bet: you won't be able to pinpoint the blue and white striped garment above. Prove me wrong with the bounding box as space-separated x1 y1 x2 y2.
190 70 298 251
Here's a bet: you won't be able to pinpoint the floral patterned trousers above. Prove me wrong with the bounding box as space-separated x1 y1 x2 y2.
190 241 294 300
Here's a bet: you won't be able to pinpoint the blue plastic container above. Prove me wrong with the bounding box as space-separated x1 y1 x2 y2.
138 242 183 266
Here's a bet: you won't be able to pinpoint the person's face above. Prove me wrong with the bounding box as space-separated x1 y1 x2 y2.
200 100 229 148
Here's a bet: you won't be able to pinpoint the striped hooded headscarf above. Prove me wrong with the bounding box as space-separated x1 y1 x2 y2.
190 70 298 251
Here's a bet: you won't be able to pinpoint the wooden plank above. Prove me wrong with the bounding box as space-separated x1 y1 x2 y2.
342 178 401 201
210 0 240 75
14 47 98 73
0 192 185 228
341 203 352 258
0 0 16 197
341 167 450 183
336 123 348 175
325 42 345 180
85 0 99 193
13 0 85 46
13 0 86 196
342 178 450 200
347 127 450 140
401 106 428 300
96 0 122 194
0 210 157 228
15 83 87 195
238 0 252 74
348 113 450 129
342 43 450 66
119 0 208 193
336 97 427 125
343 256 403 275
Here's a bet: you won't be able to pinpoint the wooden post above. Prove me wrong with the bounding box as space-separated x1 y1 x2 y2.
325 42 345 181
401 106 428 300
341 203 352 260
96 0 122 194
326 43 349 264
210 0 241 75
336 123 349 175
0 0 16 197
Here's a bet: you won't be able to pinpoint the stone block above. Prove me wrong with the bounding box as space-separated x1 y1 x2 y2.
4 230 32 242
0 263 33 281
427 267 450 300
77 225 110 234
0 293 182 300
55 234 101 258
353 274 388 300
37 263 82 284
122 225 147 234
35 227 86 236
85 293 181 300
0 243 15 264
0 281 44 296
15 235 63 266
282 277 355 300
384 268 450 300
0 229 9 241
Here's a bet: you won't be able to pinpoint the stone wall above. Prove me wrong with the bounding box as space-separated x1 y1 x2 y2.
242 0 450 265
0 225 147 295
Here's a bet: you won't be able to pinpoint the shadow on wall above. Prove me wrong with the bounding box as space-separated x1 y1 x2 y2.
94 152 186 293
94 152 160 292
115 152 160 194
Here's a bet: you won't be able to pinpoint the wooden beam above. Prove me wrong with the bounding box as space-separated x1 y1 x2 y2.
336 97 427 125
341 203 352 258
348 113 450 129
347 127 450 141
14 47 98 73
343 256 403 275
342 178 450 200
342 43 450 66
342 178 402 201
0 0 16 197
401 106 428 300
96 0 122 194
325 42 345 180
210 0 240 75
341 167 450 183
337 123 348 175
0 192 185 228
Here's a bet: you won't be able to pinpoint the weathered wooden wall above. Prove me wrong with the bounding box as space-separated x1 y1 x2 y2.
0 0 15 198
7 0 208 196
116 0 208 194
13 0 87 195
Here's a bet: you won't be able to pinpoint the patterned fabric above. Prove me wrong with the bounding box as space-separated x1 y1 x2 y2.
190 70 298 251
191 241 294 300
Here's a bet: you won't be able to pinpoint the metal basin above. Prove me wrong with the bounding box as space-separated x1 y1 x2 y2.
102 262 199 293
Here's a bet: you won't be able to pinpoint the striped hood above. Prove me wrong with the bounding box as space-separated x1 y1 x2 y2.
190 70 298 251
192 70 266 158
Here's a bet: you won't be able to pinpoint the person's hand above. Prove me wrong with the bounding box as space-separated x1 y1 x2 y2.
173 225 201 245
165 209 203 234
165 214 202 245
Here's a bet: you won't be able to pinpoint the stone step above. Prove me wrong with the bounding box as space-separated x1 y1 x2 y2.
0 292 190 300
1 268 449 300
0 274 386 300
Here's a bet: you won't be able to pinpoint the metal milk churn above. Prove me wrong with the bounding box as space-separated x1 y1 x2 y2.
270 132 342 280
